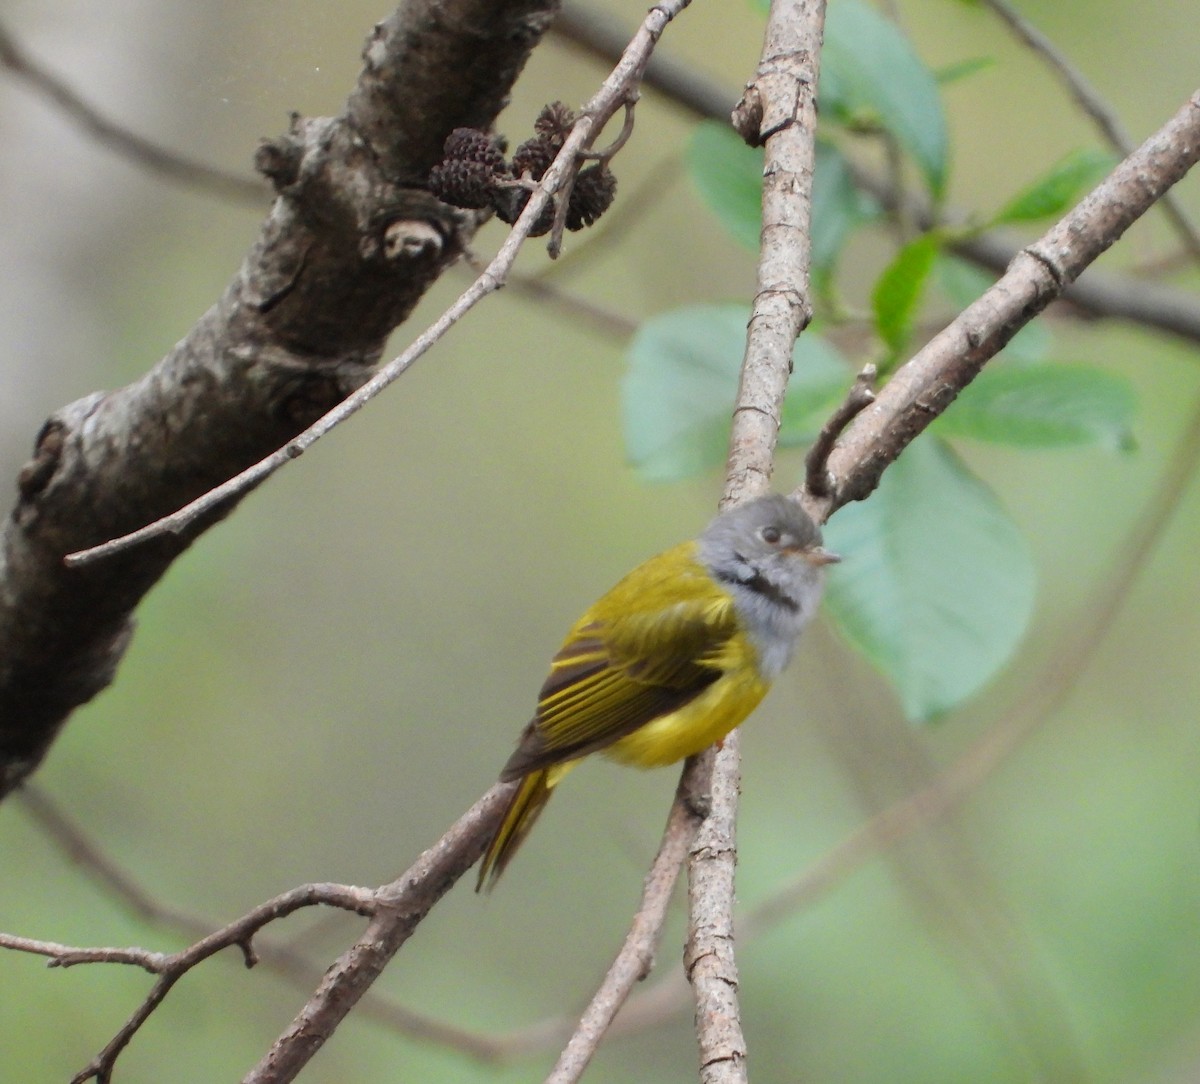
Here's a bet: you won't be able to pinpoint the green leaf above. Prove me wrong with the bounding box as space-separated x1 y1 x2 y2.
821 0 949 196
622 305 848 482
687 121 763 251
993 148 1114 225
933 362 1137 450
823 436 1035 721
811 142 881 275
872 233 941 354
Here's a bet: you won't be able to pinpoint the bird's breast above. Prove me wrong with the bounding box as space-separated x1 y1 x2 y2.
603 661 769 769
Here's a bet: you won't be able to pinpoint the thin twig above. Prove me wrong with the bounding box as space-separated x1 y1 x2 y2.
543 760 706 1084
18 783 533 1062
0 21 265 207
979 0 1200 263
684 736 748 1082
722 0 823 506
547 99 638 257
0 884 375 1084
804 363 876 499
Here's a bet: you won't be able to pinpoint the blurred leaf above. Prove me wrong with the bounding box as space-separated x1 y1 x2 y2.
623 305 848 481
823 435 1035 721
688 121 763 251
935 256 1051 362
811 142 882 276
688 124 878 272
993 148 1114 225
934 56 995 84
821 0 949 196
933 362 1137 450
873 233 941 354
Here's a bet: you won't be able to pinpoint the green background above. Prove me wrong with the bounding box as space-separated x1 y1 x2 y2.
1 1 1198 1081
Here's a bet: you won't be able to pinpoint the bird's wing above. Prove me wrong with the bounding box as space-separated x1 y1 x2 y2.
499 551 739 780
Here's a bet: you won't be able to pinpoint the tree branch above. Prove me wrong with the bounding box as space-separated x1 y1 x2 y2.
0 0 561 799
813 90 1200 516
3 883 376 1084
683 3 826 1080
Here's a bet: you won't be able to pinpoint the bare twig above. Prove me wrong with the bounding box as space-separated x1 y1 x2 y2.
804 363 876 498
543 759 706 1084
979 0 1200 263
722 0 825 506
0 20 265 207
1 884 375 1084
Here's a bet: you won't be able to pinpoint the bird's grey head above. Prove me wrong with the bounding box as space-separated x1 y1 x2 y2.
696 495 839 679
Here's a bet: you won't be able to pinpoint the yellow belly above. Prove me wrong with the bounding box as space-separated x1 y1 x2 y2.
604 667 769 768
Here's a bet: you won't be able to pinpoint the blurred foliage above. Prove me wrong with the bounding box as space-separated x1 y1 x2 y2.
1 1 1199 1083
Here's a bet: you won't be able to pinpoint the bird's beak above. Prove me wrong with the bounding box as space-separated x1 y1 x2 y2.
804 546 841 566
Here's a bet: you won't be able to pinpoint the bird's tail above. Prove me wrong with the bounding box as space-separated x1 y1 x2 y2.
476 763 571 892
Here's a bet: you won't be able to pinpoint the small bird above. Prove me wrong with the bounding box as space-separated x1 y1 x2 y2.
477 494 838 891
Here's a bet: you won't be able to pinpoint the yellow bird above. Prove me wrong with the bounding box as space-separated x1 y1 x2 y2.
477 494 838 890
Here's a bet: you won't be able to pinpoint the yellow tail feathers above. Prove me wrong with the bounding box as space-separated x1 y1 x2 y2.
477 763 573 892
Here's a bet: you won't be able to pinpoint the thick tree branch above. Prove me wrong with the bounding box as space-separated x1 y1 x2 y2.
0 0 561 798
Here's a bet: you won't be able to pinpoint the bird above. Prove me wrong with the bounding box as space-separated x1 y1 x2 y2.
475 496 835 893
476 494 838 891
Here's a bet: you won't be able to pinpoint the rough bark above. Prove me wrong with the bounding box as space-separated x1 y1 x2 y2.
0 0 561 797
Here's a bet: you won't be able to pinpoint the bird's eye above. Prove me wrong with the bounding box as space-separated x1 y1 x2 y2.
760 525 782 545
